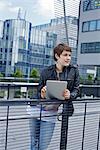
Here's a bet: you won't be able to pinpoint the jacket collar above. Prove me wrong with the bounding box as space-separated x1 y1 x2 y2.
47 64 74 73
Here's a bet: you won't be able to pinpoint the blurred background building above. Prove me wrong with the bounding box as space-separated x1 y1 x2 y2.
77 0 100 79
0 19 57 77
32 16 78 64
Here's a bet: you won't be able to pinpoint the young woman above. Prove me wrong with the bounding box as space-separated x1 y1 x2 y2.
30 43 80 150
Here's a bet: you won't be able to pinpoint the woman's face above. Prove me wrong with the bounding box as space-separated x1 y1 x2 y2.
56 50 71 67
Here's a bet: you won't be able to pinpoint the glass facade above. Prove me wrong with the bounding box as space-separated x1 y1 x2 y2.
1 19 31 76
30 29 57 71
89 20 96 31
33 16 78 65
81 42 100 53
30 28 47 46
0 18 57 77
82 19 100 32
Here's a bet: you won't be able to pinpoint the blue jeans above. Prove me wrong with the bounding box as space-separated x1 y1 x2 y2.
30 118 55 150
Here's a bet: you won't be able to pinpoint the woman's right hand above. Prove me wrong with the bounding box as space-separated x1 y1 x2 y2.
41 86 46 99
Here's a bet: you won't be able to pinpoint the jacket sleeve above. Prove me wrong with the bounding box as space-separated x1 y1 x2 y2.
37 70 46 99
70 67 80 99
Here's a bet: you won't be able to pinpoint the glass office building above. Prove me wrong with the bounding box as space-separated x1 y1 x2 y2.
33 16 78 64
0 19 31 76
0 19 57 77
30 28 57 71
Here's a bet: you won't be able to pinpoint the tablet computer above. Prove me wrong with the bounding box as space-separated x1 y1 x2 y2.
46 80 67 100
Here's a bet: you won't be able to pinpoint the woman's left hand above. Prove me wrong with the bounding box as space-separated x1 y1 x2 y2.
63 89 70 100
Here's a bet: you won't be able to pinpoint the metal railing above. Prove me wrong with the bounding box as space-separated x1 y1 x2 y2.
0 98 100 150
0 81 100 99
0 82 100 150
0 82 38 99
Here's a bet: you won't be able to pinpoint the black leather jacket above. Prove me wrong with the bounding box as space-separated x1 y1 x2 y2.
38 64 80 115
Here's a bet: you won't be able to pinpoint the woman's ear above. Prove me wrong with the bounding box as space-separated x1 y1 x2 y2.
55 53 59 60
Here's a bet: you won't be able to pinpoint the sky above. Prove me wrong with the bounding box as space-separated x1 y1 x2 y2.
0 0 80 26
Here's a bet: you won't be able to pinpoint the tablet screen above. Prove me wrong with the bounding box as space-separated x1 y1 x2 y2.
46 80 67 100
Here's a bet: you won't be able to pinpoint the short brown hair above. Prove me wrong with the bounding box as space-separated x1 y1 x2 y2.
53 43 72 61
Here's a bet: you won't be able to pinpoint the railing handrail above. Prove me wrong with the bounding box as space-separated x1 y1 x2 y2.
0 82 100 87
0 98 100 150
0 82 38 87
0 98 100 106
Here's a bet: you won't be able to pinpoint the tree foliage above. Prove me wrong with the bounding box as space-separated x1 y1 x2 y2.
88 74 93 81
0 72 4 77
30 68 40 78
13 69 23 78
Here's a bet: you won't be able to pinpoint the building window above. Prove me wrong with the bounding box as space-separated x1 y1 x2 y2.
97 20 100 30
95 0 100 8
81 43 87 53
83 0 91 11
81 42 100 53
47 40 54 48
0 48 2 52
0 54 2 59
82 19 100 32
87 42 95 52
19 36 26 49
95 42 100 52
82 22 89 32
89 20 96 31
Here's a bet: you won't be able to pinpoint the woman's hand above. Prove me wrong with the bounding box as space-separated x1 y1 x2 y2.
41 86 46 99
63 89 71 100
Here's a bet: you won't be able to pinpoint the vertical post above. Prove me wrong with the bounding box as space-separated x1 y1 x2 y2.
38 103 42 150
26 67 30 98
97 115 100 150
81 102 87 150
5 84 10 150
60 102 69 150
